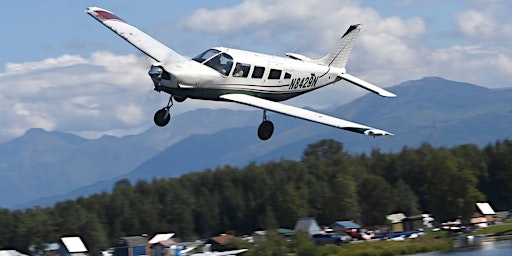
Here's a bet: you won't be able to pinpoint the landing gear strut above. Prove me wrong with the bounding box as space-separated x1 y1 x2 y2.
258 110 274 140
154 96 173 127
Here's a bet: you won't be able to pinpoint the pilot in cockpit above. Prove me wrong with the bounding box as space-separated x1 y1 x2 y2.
233 63 243 77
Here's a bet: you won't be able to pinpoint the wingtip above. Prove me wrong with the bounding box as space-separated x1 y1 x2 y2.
86 7 102 13
364 129 394 137
85 7 124 22
380 91 397 98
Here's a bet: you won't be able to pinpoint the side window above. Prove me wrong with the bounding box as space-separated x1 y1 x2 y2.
252 66 265 79
232 63 251 78
284 72 291 79
268 69 282 79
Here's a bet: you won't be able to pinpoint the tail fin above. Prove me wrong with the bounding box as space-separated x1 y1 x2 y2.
314 24 362 68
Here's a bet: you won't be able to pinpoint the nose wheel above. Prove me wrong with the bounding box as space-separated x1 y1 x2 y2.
258 110 274 140
154 96 173 127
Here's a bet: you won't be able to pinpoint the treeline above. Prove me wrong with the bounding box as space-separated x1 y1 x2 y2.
1 139 511 254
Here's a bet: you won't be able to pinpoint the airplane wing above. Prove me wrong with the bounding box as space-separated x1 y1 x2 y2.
190 249 248 256
86 7 188 64
219 94 393 137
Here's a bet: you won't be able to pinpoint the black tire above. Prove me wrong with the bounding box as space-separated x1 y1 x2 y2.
154 108 171 127
257 120 274 140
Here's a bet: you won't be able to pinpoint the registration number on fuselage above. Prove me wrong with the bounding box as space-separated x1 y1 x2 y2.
289 75 319 90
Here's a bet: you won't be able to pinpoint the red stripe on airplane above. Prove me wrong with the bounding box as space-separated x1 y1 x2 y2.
94 10 124 22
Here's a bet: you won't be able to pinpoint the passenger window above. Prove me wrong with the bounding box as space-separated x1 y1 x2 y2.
284 72 291 79
268 69 282 79
232 63 251 78
252 66 265 79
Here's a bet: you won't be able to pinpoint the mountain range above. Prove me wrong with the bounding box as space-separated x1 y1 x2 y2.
2 76 511 209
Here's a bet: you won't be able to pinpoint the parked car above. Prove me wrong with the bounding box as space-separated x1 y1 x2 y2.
311 233 351 245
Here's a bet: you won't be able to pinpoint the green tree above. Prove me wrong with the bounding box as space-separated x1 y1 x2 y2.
393 179 420 215
483 140 512 210
258 205 278 230
320 175 360 223
302 139 346 161
358 175 395 225
425 150 485 222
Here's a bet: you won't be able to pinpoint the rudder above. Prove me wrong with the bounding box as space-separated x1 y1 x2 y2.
314 24 362 68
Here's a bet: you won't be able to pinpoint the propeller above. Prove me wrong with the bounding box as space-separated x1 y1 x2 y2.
134 53 163 106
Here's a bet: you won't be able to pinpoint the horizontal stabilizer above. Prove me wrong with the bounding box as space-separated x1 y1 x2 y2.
339 73 396 97
220 94 393 137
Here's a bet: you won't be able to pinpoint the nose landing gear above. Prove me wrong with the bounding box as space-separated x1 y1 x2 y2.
154 96 173 127
257 110 274 140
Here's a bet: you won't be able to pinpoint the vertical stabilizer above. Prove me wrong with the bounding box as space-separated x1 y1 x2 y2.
314 24 362 68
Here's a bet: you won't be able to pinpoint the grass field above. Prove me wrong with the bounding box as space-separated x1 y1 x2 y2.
475 223 512 236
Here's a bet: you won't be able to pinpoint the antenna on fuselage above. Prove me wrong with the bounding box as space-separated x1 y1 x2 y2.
290 39 302 54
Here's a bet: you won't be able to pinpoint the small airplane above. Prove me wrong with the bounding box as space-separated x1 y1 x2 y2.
86 7 396 140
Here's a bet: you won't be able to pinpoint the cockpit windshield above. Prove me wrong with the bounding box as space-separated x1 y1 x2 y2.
192 49 233 76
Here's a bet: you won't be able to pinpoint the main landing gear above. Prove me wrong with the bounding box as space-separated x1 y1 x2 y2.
258 110 274 140
154 97 275 141
154 96 173 127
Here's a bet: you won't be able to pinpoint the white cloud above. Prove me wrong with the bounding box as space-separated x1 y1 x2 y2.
0 52 160 142
3 55 87 74
457 10 496 38
456 3 512 41
115 104 145 126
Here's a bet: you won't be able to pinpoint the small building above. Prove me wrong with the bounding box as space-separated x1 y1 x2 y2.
332 221 361 234
294 218 321 236
205 234 236 252
149 233 175 256
402 215 424 232
476 202 495 223
470 215 488 228
386 213 407 232
114 236 147 256
387 213 433 232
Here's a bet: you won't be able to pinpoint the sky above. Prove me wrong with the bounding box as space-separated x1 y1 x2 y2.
1 0 512 142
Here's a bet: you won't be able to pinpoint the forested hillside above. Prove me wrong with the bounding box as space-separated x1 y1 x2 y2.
1 139 511 254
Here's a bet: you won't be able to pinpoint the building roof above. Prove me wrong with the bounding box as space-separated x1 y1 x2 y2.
0 250 26 256
333 221 361 229
148 233 175 244
120 236 148 247
61 237 88 253
294 218 321 234
386 213 407 224
276 228 295 236
208 235 235 245
476 202 495 215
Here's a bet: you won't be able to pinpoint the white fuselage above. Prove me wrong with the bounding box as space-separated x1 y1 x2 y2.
160 47 344 102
